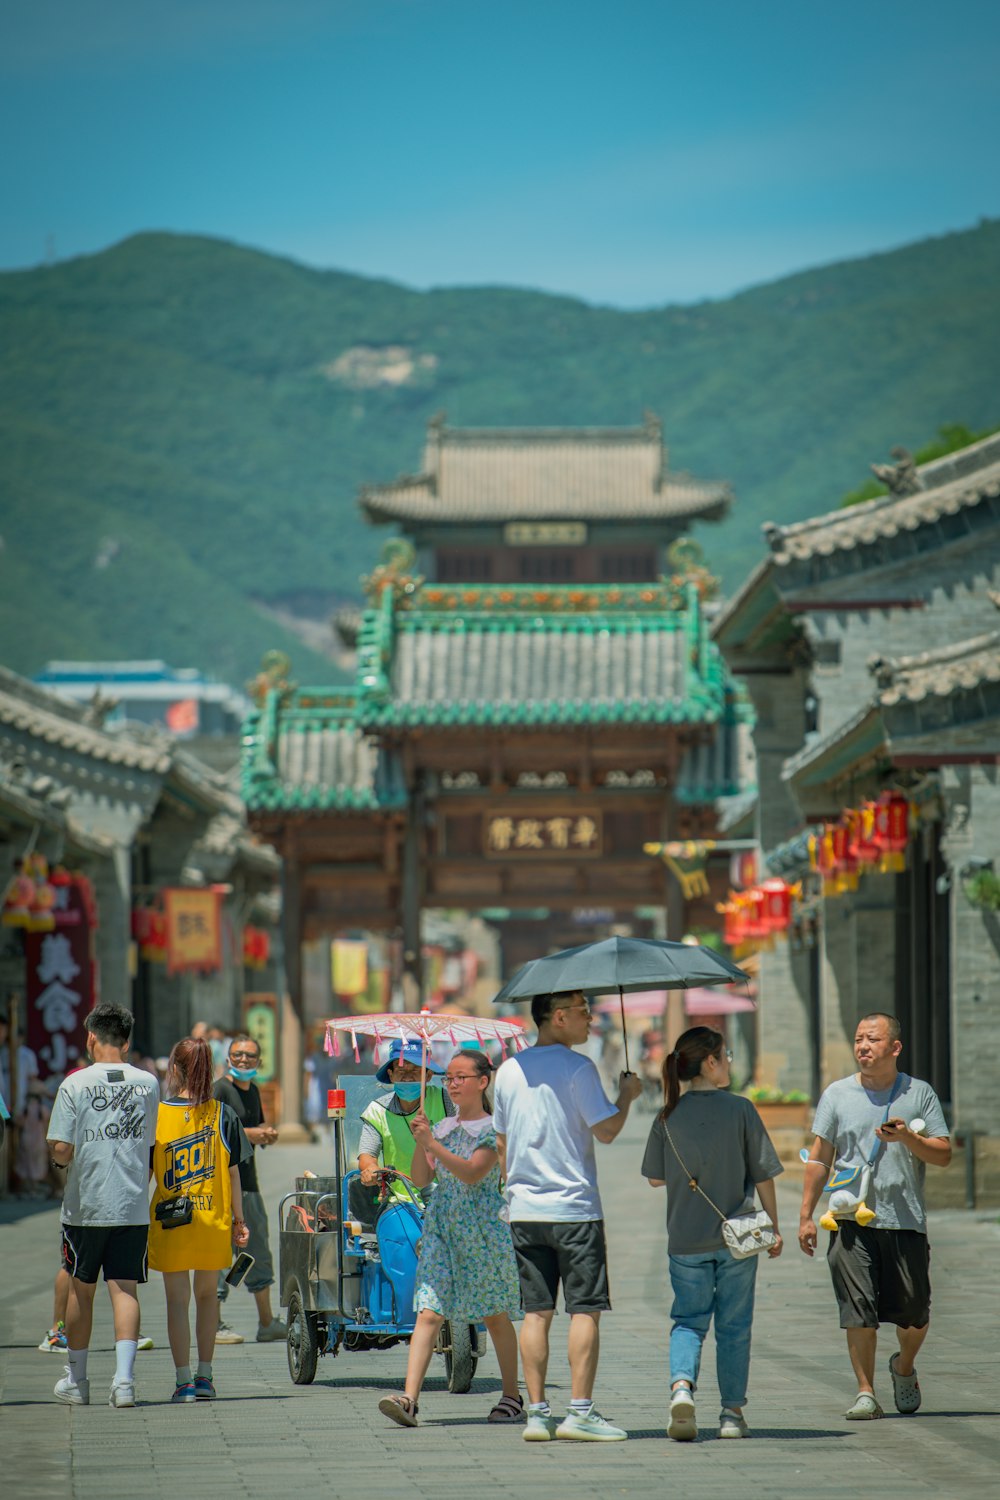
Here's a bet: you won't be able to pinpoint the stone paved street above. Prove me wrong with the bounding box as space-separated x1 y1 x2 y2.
2 1110 998 1500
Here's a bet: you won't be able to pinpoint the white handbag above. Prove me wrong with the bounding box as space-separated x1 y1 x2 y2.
665 1127 777 1260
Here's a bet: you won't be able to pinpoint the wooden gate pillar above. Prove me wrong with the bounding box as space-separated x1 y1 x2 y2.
401 780 425 1003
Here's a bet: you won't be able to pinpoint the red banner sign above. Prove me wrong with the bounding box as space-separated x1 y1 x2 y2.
24 875 98 1081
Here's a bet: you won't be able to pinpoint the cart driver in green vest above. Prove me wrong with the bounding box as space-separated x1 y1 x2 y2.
355 1042 451 1220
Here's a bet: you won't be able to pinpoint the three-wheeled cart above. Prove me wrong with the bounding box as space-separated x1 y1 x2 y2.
278 1076 483 1390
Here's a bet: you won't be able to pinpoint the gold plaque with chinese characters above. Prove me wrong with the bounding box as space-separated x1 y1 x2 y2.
503 522 587 546
483 811 603 858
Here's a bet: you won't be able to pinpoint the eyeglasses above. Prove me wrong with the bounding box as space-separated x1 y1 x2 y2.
557 1002 592 1017
444 1073 482 1085
229 1051 259 1062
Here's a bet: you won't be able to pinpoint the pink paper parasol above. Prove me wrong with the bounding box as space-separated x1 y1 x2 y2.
324 1011 529 1105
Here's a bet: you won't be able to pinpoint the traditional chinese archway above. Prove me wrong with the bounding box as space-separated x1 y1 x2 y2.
243 581 747 1005
242 418 749 1012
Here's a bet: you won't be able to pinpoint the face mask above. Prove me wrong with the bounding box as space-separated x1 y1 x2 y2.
230 1065 258 1081
392 1081 422 1101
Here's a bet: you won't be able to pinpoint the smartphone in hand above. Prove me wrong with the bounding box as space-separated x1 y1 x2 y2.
225 1251 256 1288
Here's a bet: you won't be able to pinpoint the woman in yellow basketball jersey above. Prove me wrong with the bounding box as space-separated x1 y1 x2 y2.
150 1036 251 1403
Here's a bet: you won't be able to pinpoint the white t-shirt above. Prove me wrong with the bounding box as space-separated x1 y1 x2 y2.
493 1044 617 1222
47 1062 160 1226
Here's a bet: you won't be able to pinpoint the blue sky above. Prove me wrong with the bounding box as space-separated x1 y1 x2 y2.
2 0 998 306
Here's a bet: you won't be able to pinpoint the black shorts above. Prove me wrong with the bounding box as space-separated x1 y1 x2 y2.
511 1220 610 1314
61 1224 149 1285
827 1222 930 1329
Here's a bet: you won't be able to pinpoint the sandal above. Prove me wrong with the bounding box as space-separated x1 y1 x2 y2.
379 1393 419 1427
488 1393 525 1424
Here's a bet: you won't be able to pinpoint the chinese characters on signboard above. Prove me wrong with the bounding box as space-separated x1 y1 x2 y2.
24 876 96 1080
164 888 222 975
483 812 602 858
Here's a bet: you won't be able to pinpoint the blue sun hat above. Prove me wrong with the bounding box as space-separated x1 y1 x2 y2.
375 1039 445 1084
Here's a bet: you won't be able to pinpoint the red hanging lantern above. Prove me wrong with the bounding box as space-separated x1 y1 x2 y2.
856 803 880 867
243 925 270 969
761 878 792 933
722 900 745 947
830 819 858 891
874 792 909 872
742 887 770 940
2 864 35 927
27 878 57 932
846 805 878 872
138 910 168 963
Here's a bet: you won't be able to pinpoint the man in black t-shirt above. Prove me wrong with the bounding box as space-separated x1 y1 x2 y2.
212 1034 286 1344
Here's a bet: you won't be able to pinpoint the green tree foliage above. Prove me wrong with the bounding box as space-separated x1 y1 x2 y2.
840 421 1000 507
2 221 1000 685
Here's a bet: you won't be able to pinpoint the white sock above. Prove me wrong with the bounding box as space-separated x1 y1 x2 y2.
196 1361 212 1379
114 1339 138 1385
67 1347 88 1385
569 1398 594 1418
528 1400 551 1416
175 1365 192 1387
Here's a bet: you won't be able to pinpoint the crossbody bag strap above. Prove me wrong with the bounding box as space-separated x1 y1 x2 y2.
664 1125 728 1224
865 1075 903 1167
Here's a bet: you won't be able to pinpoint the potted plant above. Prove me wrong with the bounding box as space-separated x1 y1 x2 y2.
744 1085 812 1131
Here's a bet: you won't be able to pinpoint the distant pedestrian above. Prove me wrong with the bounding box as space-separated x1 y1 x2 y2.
798 1013 950 1420
45 1003 160 1407
213 1033 286 1345
641 1027 784 1441
378 1049 523 1429
206 1022 229 1079
149 1037 250 1403
493 990 642 1443
0 1006 39 1120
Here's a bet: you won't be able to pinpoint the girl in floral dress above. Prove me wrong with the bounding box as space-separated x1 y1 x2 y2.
378 1048 523 1427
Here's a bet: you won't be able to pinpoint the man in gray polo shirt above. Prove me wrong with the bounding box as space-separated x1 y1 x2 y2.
799 1013 950 1421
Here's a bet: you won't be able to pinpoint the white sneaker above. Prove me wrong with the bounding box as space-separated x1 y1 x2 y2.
718 1407 750 1438
137 1336 154 1352
523 1409 558 1442
555 1409 628 1441
54 1370 90 1405
215 1320 244 1344
109 1380 136 1408
668 1385 696 1441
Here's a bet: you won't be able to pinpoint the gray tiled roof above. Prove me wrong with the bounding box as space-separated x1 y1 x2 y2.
872 629 1000 706
191 813 281 874
765 441 1000 566
0 667 172 773
361 420 731 524
782 625 1000 787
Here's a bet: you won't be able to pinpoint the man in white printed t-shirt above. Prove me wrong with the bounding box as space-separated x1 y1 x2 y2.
494 990 642 1444
46 1003 160 1409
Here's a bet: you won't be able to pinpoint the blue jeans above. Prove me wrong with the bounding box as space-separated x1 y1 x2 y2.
668 1251 758 1409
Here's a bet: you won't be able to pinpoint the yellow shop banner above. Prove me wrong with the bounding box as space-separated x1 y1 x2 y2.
164 887 223 975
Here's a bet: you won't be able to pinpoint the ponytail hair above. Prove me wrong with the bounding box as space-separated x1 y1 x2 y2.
658 1026 724 1122
167 1037 215 1106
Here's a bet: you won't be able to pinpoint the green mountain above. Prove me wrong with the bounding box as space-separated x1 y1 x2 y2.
2 221 999 687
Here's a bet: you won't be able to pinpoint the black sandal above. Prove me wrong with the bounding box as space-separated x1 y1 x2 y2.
379 1393 419 1427
488 1393 525 1424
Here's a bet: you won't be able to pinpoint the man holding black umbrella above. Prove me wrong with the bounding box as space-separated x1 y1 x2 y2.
493 990 642 1443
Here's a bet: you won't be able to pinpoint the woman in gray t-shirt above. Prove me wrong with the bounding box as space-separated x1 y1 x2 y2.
641 1027 784 1442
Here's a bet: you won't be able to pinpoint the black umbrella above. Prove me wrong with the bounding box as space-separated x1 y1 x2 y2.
492 936 750 1071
